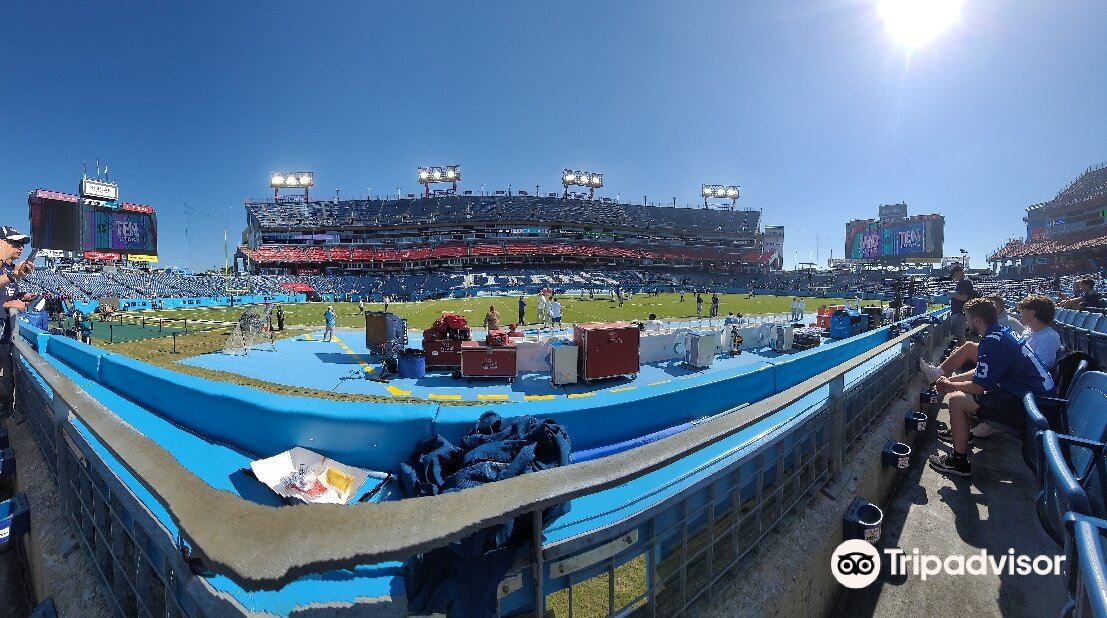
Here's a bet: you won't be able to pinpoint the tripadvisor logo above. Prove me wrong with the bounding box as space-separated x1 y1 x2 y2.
831 540 1065 588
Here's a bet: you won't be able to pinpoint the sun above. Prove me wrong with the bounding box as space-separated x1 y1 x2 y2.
878 0 963 49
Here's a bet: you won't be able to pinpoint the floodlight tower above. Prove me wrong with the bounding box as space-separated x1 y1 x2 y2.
562 169 604 200
418 165 461 197
271 172 314 201
701 184 740 209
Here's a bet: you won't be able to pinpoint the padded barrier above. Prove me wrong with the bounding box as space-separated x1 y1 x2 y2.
45 336 111 381
97 353 437 471
38 318 918 473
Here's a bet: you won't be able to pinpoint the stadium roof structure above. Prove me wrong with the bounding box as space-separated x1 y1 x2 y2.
1027 162 1107 213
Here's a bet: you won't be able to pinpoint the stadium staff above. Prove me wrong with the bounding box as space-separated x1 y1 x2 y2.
947 264 974 346
1 226 34 417
927 298 1055 478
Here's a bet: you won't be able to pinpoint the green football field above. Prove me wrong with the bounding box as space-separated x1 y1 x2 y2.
123 293 888 331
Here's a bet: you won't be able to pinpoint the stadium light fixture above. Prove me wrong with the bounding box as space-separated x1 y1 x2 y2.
417 165 461 196
701 184 740 209
271 171 314 200
562 168 604 199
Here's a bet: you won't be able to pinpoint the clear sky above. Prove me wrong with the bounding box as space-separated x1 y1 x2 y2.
2 1 1105 270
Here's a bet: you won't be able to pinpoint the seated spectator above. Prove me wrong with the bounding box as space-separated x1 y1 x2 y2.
484 305 501 331
724 311 741 325
1016 294 1063 369
920 295 1024 383
927 298 1055 477
1060 277 1104 309
644 313 664 332
989 295 1023 332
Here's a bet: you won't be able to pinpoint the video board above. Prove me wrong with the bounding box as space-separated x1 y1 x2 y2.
845 217 944 261
28 192 157 256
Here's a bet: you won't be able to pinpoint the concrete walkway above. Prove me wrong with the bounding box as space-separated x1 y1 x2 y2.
837 403 1069 616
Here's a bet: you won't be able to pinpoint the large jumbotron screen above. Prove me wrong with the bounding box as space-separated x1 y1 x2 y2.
845 216 944 260
30 196 158 255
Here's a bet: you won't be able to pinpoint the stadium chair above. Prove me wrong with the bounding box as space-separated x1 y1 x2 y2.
1091 319 1107 366
1074 314 1107 354
1023 364 1094 477
1036 378 1107 544
1062 513 1107 617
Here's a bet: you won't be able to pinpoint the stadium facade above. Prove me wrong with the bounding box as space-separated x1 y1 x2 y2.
988 162 1107 275
235 194 783 275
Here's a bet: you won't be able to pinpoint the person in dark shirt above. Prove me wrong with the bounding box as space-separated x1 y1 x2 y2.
517 295 526 325
948 264 974 346
1060 277 1103 310
1 227 34 417
928 298 1055 477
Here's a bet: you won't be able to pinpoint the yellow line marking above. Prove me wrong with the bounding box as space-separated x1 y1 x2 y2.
302 334 313 341
648 379 672 386
429 393 463 401
362 366 374 373
609 385 637 393
385 385 411 396
567 392 595 399
525 394 556 401
477 394 510 401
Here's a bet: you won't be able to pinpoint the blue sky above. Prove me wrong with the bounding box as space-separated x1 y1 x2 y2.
1 1 1105 270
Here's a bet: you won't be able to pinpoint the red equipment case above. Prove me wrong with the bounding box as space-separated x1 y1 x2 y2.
460 340 518 380
573 322 640 383
423 338 463 369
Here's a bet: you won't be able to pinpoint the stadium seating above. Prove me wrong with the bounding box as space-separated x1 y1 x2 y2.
1061 513 1107 617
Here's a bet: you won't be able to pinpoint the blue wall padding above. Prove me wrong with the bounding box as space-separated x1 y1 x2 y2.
45 336 111 381
773 327 890 392
432 362 779 452
97 354 436 471
570 420 695 463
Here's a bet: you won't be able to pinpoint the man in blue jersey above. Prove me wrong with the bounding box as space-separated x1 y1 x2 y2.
928 298 1055 477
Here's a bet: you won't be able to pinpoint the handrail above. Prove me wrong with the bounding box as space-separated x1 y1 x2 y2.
13 322 929 590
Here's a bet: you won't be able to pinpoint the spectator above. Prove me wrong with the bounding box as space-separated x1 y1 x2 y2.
928 298 1055 477
1016 294 1063 369
1060 277 1104 309
724 311 740 325
644 312 664 332
548 296 562 328
0 226 32 416
988 295 1023 332
323 306 336 342
517 295 526 325
484 305 501 331
948 264 974 346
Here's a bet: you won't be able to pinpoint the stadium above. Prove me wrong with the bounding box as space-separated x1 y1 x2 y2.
6 158 1107 616
4 4 1107 616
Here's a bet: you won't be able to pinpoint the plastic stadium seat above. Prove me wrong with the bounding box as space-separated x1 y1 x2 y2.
1024 365 1094 476
1037 374 1107 544
1062 513 1107 618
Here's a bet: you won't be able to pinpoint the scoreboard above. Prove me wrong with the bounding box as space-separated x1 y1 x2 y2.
845 216 944 261
29 189 158 257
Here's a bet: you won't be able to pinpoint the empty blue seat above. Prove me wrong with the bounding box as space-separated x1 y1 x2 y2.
1062 513 1107 618
1023 364 1095 476
1036 375 1107 543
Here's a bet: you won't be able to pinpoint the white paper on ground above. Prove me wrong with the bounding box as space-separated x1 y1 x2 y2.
250 447 385 505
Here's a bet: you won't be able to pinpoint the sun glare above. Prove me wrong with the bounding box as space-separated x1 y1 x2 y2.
878 0 963 49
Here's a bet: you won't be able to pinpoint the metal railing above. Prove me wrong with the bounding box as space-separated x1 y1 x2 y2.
11 317 945 616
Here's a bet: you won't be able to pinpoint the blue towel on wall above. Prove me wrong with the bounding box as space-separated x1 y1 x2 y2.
400 411 571 617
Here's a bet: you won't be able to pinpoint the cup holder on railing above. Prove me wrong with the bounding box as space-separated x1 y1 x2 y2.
0 493 30 555
882 440 912 469
843 496 883 543
905 411 928 433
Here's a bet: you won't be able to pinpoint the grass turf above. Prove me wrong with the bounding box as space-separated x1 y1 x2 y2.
125 293 886 331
